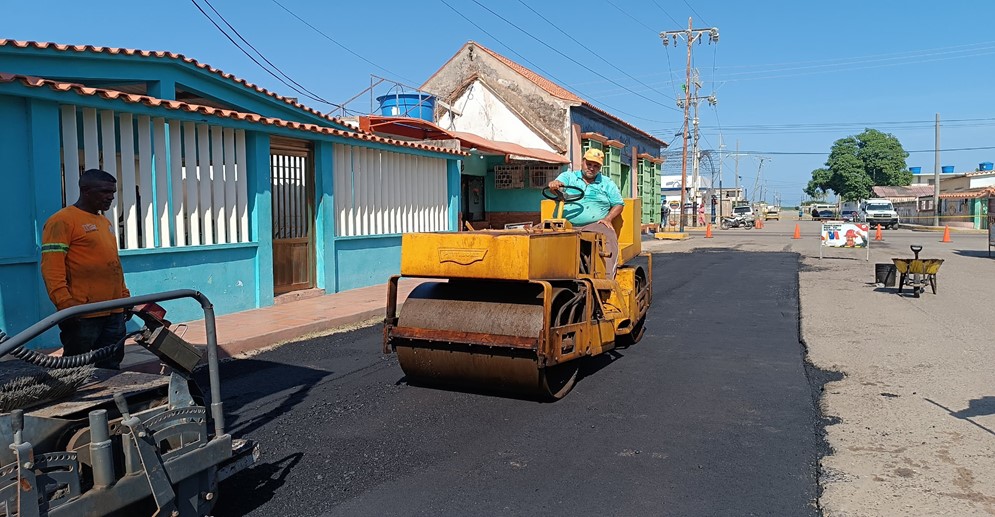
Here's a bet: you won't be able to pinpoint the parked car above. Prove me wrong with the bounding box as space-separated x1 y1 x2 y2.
732 205 755 220
859 199 899 229
841 209 858 222
765 206 781 221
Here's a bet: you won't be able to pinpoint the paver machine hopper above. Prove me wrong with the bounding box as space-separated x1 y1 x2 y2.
383 188 652 399
0 290 258 516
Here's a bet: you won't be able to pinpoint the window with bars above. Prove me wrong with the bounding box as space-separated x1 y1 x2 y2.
494 164 525 189
529 165 562 188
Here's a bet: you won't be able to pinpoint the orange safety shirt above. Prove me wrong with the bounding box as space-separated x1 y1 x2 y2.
41 206 130 317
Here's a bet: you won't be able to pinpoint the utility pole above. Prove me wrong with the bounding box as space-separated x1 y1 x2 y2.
661 18 719 231
735 140 740 204
933 113 940 226
718 135 725 221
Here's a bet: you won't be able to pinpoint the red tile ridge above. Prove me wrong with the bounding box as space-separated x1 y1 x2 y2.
0 73 465 157
0 39 357 131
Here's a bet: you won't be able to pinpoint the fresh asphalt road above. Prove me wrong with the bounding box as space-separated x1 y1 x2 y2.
210 250 820 516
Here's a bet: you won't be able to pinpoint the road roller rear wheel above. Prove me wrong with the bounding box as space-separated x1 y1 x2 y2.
539 362 579 400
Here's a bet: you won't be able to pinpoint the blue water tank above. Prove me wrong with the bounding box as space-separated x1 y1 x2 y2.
909 166 922 174
980 162 993 171
376 93 436 121
941 165 955 173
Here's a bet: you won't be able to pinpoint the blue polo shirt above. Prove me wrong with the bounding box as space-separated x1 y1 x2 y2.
554 170 624 226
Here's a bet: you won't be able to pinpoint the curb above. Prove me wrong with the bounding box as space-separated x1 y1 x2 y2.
902 224 986 234
125 307 387 373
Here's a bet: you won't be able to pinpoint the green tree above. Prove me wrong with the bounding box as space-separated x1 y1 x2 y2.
805 129 911 201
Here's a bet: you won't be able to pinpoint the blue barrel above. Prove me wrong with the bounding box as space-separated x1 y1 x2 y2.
376 93 436 121
980 162 993 171
941 165 955 173
909 166 921 174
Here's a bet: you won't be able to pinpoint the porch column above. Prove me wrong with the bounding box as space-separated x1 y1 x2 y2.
245 131 273 308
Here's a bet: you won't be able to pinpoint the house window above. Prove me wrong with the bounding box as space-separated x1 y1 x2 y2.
529 164 562 188
494 164 525 189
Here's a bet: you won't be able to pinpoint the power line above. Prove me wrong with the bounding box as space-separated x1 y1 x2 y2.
727 146 995 156
605 0 659 34
648 0 682 27
468 0 680 111
436 0 676 124
681 0 709 27
270 0 416 85
512 0 678 105
190 0 339 107
585 40 995 96
198 0 338 107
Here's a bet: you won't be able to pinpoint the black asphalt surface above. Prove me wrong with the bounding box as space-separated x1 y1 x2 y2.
210 250 820 516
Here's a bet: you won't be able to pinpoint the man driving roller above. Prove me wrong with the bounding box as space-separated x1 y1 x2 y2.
547 148 624 278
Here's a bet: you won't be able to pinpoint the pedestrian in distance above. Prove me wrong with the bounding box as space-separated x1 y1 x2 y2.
547 148 624 278
41 169 130 369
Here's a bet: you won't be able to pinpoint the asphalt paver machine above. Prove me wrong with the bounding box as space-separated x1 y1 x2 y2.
384 188 653 399
0 290 258 516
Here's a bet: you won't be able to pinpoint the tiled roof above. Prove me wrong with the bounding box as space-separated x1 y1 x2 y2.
0 73 465 156
940 187 995 199
469 42 669 149
873 185 935 199
473 42 582 103
0 39 350 128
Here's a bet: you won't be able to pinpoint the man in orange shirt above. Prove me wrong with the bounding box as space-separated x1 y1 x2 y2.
41 169 130 369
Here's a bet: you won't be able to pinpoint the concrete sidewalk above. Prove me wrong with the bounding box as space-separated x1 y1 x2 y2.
121 277 432 371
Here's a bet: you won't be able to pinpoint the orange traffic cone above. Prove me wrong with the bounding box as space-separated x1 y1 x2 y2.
705 223 713 238
874 224 883 241
792 224 801 239
941 225 952 243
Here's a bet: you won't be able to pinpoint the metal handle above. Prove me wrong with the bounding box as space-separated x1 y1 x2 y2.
1 290 225 438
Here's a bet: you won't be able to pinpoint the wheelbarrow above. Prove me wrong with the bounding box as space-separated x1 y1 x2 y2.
892 244 944 298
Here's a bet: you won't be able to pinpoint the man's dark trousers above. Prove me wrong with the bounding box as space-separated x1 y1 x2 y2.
59 312 126 369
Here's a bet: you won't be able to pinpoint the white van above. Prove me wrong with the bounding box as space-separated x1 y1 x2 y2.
859 199 899 229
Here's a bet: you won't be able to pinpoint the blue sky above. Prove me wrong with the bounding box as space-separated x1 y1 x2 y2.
6 1 995 205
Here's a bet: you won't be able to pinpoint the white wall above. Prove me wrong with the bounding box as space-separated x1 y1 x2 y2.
437 81 556 152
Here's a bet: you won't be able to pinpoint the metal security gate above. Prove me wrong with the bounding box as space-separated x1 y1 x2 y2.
271 137 315 295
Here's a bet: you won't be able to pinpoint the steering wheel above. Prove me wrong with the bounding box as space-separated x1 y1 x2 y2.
542 185 585 202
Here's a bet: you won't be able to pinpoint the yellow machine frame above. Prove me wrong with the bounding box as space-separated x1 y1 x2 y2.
383 197 652 398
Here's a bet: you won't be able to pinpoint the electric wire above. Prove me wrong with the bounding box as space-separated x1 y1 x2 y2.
468 0 680 111
649 0 682 27
271 0 416 85
190 0 338 107
588 40 995 95
681 0 709 27
198 0 340 108
512 0 679 105
437 0 677 124
606 0 660 34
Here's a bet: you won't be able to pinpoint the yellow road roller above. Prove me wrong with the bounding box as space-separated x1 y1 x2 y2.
383 189 652 399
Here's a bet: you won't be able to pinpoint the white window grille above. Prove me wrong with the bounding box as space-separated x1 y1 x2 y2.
59 105 250 249
529 164 562 188
494 164 525 189
332 144 449 237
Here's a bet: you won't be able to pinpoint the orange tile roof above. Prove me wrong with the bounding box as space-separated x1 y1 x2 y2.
0 39 350 128
469 41 668 149
0 73 465 157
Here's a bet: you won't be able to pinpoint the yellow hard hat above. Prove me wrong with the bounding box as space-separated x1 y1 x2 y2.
583 148 604 166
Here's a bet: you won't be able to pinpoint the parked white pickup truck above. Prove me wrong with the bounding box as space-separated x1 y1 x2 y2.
859 199 900 229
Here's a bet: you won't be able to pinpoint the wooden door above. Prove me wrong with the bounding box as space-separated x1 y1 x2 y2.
270 137 315 295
